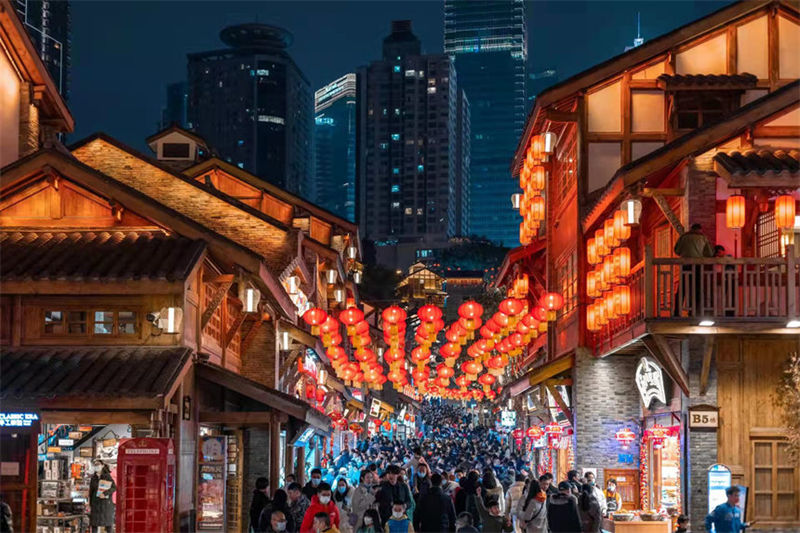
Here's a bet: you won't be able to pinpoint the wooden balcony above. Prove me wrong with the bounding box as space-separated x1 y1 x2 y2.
590 245 799 356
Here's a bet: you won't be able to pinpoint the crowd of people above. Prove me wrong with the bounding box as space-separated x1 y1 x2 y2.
249 403 707 533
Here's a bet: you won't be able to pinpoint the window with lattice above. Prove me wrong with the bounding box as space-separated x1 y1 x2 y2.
226 299 242 357
654 225 677 258
757 211 780 258
553 131 577 204
203 282 224 345
751 439 798 522
555 250 578 316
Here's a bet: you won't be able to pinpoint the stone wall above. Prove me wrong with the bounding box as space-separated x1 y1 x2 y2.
574 350 642 487
242 428 271 531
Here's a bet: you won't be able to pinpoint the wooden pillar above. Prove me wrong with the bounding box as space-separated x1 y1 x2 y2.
295 446 306 485
269 419 280 492
284 440 294 486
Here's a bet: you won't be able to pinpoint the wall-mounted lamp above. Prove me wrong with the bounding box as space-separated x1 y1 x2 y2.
147 307 183 334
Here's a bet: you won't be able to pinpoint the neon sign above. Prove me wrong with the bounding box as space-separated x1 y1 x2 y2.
635 357 666 407
0 413 39 427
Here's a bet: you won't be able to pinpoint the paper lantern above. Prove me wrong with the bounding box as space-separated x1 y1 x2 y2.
530 195 546 222
458 301 484 321
595 229 607 257
775 195 796 230
436 364 455 379
614 247 631 278
303 308 327 335
615 427 636 449
726 195 746 230
587 271 598 298
586 304 599 332
478 373 496 391
587 238 598 265
498 298 524 317
613 285 631 315
510 193 522 209
545 422 563 436
526 426 543 439
613 209 631 241
530 165 547 191
418 304 442 323
604 218 619 249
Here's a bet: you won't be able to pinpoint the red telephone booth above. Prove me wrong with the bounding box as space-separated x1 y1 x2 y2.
116 438 175 533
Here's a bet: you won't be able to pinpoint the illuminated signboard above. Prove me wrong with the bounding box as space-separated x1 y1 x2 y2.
500 410 517 427
369 399 381 417
294 427 315 447
0 413 39 427
708 464 732 513
635 357 666 407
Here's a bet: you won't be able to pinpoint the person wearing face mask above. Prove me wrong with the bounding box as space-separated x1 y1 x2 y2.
259 490 296 533
312 512 340 533
355 509 381 533
384 500 414 533
582 472 606 516
352 470 377 531
410 462 430 500
413 473 456 533
334 478 354 533
288 483 311 532
88 460 116 533
304 469 324 500
603 478 622 515
261 510 290 533
376 465 413 525
300 483 340 533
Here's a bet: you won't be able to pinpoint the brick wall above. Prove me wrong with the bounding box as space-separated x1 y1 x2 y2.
684 163 717 239
242 428 271 530
574 350 642 487
684 335 718 529
240 319 279 388
18 81 39 157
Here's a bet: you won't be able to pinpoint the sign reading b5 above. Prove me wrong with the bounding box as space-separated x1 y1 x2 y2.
689 405 719 429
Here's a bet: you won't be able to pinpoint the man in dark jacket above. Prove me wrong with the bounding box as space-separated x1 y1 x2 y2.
250 477 271 532
302 468 323 500
547 481 582 533
414 473 456 532
376 465 413 525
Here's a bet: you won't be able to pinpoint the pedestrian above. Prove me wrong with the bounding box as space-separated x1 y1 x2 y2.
454 471 481 529
455 512 479 533
88 460 116 533
250 477 273 532
411 462 431 500
0 495 13 533
505 473 527 531
384 500 415 533
260 490 296 533
538 474 557 497
474 487 513 533
482 468 506 515
304 469 324 500
351 470 378 531
376 465 414 525
673 223 714 315
334 478 354 533
413 473 456 533
577 484 602 533
356 509 381 533
441 471 459 500
312 512 340 533
603 478 622 515
285 474 297 487
546 482 581 533
300 483 340 533
288 482 311 532
704 486 751 532
582 472 606 516
676 514 690 533
516 479 547 533
260 510 290 533
565 471 581 497
404 447 423 478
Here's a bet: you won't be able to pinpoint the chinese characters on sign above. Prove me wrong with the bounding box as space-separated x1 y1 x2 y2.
689 405 720 429
635 357 666 407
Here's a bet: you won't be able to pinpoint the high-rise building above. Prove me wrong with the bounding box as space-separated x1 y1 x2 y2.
15 0 70 99
160 81 188 129
187 23 312 196
444 0 527 246
356 20 470 269
313 74 357 221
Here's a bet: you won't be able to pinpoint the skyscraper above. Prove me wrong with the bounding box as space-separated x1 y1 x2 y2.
160 81 188 129
313 74 357 221
444 0 527 246
15 0 70 99
357 20 470 269
187 23 312 196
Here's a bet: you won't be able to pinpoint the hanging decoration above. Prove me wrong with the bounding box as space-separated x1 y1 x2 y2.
614 427 636 449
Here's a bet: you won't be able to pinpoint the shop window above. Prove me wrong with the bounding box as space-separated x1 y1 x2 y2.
654 225 677 258
751 439 797 521
552 130 577 204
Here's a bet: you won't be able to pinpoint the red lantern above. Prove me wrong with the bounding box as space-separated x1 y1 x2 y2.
382 421 392 432
418 304 442 323
726 195 746 230
436 363 455 379
477 373 496 391
315 387 326 404
339 307 364 335
498 298 525 317
615 427 636 449
545 422 563 436
512 428 524 442
303 308 328 335
526 426 543 439
775 195 796 229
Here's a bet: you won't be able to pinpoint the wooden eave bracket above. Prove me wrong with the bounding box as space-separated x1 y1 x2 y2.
642 334 691 396
545 380 574 426
700 336 714 396
200 275 235 330
651 193 685 236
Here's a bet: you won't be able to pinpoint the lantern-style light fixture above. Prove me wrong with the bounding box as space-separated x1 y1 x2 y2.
530 166 547 191
614 247 631 278
595 229 607 258
286 275 300 295
333 288 346 304
153 307 183 334
353 270 363 284
240 285 261 313
613 285 631 315
303 308 328 335
775 195 796 230
587 238 598 265
726 195 746 230
510 193 522 209
613 210 631 241
586 304 599 332
621 198 643 225
326 268 338 285
346 244 358 260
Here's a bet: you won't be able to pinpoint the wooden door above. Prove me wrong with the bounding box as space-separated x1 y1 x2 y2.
751 439 799 522
605 468 640 511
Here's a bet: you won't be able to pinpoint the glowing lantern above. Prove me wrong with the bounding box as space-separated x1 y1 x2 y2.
613 209 631 241
339 307 364 335
586 304 599 332
478 373 496 392
499 298 524 317
775 195 796 229
532 307 548 332
349 423 364 434
615 427 636 449
418 304 442 323
541 292 564 321
528 132 557 164
595 229 607 257
604 218 619 249
526 426 543 440
315 387 326 404
382 306 406 328
614 285 631 315
726 195 746 229
614 247 631 278
530 165 547 191
303 308 327 335
605 293 618 320
587 238 598 265
492 312 511 334
461 360 483 381
587 271 598 298
530 196 546 222
436 364 455 379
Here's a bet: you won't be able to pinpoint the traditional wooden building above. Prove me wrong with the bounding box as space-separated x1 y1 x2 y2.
500 0 800 528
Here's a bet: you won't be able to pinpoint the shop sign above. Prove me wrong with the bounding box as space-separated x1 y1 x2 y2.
500 410 517 427
294 426 315 447
618 453 634 464
47 446 61 453
369 398 381 417
197 436 227 531
68 431 83 439
0 412 39 427
708 464 732 513
635 357 667 407
689 405 719 429
57 439 74 447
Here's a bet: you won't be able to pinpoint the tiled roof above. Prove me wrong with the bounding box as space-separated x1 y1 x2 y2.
657 73 758 90
0 230 205 281
0 346 191 399
714 149 800 176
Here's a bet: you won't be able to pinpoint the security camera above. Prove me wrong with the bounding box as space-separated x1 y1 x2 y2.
146 312 159 324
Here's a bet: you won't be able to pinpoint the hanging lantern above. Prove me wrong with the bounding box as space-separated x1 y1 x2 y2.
530 165 547 191
436 363 455 379
614 247 631 278
286 275 300 295
586 304 599 332
587 271 598 298
726 195 746 230
498 298 524 317
326 269 338 285
545 422 563 437
303 308 328 335
775 195 796 229
530 195 546 222
512 428 524 442
333 288 346 304
595 229 607 257
587 238 598 265
346 245 358 260
604 218 619 249
478 373 496 392
621 198 643 225
242 286 261 313
615 427 636 449
526 425 544 440
613 209 631 241
540 292 564 321
614 285 631 315
605 292 618 320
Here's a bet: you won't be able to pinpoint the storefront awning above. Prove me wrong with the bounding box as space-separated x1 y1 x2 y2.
0 346 192 411
196 362 331 433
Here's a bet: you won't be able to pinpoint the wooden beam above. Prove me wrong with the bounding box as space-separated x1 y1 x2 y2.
545 378 573 387
0 280 185 295
544 110 578 122
39 410 154 425
528 355 574 387
700 336 714 396
652 193 685 235
223 312 247 350
201 277 234 329
280 320 318 348
642 334 690 396
199 411 272 425
545 381 573 426
240 315 266 355
642 187 685 197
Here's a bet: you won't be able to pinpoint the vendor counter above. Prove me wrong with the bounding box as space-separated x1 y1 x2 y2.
602 517 672 533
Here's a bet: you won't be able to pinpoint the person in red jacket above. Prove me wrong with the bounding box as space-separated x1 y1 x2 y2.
300 483 340 533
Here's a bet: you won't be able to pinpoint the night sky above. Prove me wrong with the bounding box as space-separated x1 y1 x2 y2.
69 0 729 150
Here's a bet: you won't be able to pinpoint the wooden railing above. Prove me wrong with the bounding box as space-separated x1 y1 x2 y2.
589 245 798 351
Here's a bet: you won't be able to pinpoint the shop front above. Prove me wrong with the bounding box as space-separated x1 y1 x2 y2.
0 346 191 533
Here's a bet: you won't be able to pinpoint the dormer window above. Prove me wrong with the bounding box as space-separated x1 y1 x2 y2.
163 142 191 158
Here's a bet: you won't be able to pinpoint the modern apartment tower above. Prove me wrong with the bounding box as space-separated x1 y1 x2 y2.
15 0 70 99
187 24 313 196
313 74 357 221
160 81 189 129
444 0 527 246
356 20 470 268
